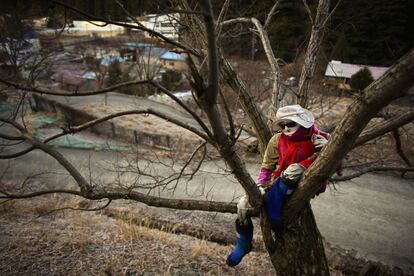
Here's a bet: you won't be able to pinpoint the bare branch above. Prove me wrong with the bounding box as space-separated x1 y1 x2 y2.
0 146 36 159
250 18 282 110
171 141 207 191
331 166 414 181
114 0 146 29
302 0 314 25
2 80 214 142
220 55 272 153
0 117 25 132
264 0 281 30
354 111 414 147
392 129 413 167
0 78 150 97
219 88 236 138
26 136 92 195
0 133 25 141
220 17 282 109
51 0 201 57
0 189 238 214
150 81 214 140
36 199 112 218
221 17 251 27
215 0 231 36
43 109 212 145
322 0 343 28
297 0 330 107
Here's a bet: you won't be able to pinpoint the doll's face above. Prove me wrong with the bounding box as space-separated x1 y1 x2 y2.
279 121 300 136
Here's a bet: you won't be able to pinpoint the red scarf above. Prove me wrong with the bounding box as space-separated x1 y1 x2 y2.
271 124 329 180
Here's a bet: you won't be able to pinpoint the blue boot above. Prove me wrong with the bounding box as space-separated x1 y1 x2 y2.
226 218 253 267
265 178 294 228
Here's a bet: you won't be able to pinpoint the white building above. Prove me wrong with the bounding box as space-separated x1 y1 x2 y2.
324 60 389 90
139 14 180 40
66 21 124 37
325 60 388 81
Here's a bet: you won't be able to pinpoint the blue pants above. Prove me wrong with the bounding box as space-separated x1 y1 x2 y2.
264 178 293 225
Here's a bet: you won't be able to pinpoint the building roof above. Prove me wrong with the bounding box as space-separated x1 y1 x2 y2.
52 71 85 86
125 42 168 58
82 71 99 80
325 60 389 80
70 21 124 32
160 51 187 61
51 62 88 86
101 56 124 66
141 47 167 58
125 42 152 48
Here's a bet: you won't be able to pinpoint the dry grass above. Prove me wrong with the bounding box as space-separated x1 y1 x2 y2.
1 194 404 275
0 195 277 275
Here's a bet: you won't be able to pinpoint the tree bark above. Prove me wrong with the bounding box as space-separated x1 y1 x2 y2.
261 205 329 276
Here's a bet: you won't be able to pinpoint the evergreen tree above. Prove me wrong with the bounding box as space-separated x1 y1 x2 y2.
267 0 308 62
328 0 412 66
330 31 347 62
349 67 374 91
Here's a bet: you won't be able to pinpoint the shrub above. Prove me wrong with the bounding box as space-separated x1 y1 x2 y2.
161 70 183 91
106 60 123 87
349 67 374 91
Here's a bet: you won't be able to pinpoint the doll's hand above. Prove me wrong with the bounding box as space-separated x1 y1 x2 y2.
280 163 305 188
312 134 328 149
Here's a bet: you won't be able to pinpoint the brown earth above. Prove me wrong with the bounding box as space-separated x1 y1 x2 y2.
0 194 406 276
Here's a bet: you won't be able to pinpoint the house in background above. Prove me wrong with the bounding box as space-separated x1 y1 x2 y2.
160 51 187 71
0 30 41 65
124 42 167 61
100 55 124 67
123 42 168 78
139 14 180 40
50 62 88 90
324 60 389 90
66 21 124 37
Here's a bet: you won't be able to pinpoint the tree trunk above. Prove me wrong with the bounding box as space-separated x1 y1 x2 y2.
297 0 330 107
261 204 329 276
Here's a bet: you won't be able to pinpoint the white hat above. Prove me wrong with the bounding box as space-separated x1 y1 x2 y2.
275 104 314 128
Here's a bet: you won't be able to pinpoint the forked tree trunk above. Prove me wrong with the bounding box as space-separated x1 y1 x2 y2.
261 205 329 276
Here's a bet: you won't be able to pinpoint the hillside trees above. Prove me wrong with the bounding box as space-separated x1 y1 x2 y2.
0 0 413 275
327 0 413 66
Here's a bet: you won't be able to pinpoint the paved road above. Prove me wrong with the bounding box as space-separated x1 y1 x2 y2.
1 143 413 272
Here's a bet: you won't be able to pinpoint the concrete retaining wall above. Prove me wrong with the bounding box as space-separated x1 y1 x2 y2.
32 94 195 150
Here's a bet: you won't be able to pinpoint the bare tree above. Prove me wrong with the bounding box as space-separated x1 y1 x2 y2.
0 1 413 275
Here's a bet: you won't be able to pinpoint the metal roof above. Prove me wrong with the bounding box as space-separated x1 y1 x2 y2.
101 56 124 66
160 51 187 61
325 60 388 80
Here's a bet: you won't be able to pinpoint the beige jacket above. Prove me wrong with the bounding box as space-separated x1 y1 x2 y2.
261 133 280 170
